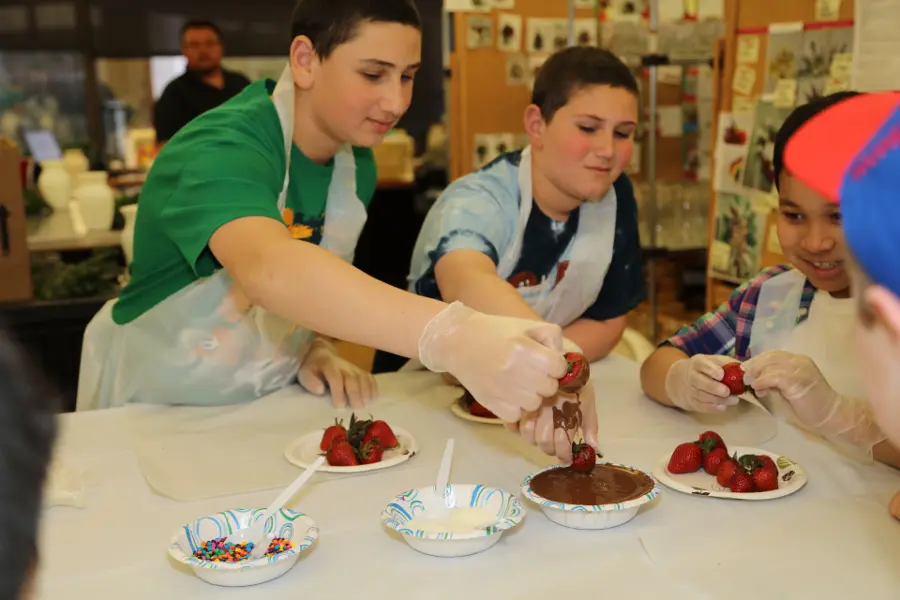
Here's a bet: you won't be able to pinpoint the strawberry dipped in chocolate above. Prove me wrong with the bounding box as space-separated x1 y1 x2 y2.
559 352 590 393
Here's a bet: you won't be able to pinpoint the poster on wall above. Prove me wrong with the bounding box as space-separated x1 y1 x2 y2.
710 193 767 283
467 15 493 49
742 100 793 193
506 54 528 85
796 27 854 105
713 112 753 194
763 28 804 96
497 13 522 52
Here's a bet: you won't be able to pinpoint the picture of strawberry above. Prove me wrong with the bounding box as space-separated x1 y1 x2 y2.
559 352 590 393
363 420 399 449
570 441 596 473
358 440 384 465
730 471 755 493
667 442 703 474
751 465 779 492
319 419 347 452
720 362 747 396
716 457 740 487
698 431 728 455
326 440 358 467
703 447 729 476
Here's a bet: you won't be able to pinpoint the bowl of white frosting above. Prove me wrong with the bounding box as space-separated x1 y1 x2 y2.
380 484 524 558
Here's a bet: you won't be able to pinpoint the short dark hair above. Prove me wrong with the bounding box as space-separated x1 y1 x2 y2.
181 19 223 42
0 331 57 597
289 0 421 60
531 46 639 123
773 91 860 190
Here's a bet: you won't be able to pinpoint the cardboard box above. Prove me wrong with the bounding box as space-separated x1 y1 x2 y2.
0 139 33 304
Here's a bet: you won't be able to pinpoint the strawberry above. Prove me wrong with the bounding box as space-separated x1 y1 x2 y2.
730 471 755 493
570 442 596 473
363 420 399 449
325 440 358 467
755 455 778 474
358 440 384 465
559 352 590 393
698 431 728 455
469 400 497 419
703 447 729 476
751 465 779 492
720 362 747 396
716 457 740 487
667 442 703 474
319 419 347 452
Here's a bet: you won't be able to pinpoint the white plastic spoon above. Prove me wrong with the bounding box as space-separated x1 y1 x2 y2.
225 455 326 557
427 439 496 530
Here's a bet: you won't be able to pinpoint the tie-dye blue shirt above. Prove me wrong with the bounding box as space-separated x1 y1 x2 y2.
408 150 646 323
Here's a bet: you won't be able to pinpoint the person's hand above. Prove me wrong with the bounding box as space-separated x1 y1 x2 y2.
418 302 567 423
297 337 376 409
743 350 884 452
510 383 599 463
441 372 461 387
664 354 739 413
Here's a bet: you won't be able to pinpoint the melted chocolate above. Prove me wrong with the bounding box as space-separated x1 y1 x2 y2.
552 398 582 431
529 464 654 506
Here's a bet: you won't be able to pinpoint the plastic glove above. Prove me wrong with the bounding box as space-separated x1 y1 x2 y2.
418 302 567 423
664 354 740 413
440 337 581 388
297 337 377 409
742 350 886 453
511 383 599 463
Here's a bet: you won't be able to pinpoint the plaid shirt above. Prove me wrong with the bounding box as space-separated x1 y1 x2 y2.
663 265 816 361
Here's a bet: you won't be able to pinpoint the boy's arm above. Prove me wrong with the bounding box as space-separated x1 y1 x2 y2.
563 316 627 363
874 440 900 470
434 250 542 322
640 344 692 407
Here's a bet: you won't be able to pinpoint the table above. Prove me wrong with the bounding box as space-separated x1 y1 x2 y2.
35 356 900 599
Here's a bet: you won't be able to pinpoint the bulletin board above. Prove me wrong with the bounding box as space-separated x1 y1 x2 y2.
447 2 698 184
705 0 855 311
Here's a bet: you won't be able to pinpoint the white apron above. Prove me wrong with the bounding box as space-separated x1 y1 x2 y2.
76 66 368 410
748 269 865 425
496 146 618 326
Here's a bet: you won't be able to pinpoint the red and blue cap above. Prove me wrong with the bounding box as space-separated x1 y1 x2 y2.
785 92 900 297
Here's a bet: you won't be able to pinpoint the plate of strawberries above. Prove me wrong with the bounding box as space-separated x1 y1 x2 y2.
651 431 807 500
284 413 419 473
450 388 503 425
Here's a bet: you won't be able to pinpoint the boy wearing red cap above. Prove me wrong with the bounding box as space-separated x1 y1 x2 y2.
640 93 900 467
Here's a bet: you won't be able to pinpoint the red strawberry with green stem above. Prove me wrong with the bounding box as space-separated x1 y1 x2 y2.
751 465 779 492
559 352 590 393
358 440 384 465
667 442 703 474
319 419 347 452
698 431 727 455
570 441 596 473
363 420 399 449
721 362 748 396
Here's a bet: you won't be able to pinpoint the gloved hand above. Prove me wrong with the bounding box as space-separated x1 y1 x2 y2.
440 338 582 388
742 350 886 453
297 337 377 409
510 383 599 463
418 302 567 423
664 354 740 413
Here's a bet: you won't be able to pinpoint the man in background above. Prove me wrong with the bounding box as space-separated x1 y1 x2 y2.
153 19 250 144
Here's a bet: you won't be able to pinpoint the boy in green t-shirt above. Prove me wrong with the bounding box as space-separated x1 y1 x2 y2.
78 0 578 460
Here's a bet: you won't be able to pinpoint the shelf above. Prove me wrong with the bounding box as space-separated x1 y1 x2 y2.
27 212 122 253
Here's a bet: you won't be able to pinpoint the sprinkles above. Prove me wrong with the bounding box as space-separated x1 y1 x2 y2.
192 536 294 563
192 538 253 562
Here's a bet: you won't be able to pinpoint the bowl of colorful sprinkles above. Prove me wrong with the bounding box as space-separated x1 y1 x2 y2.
168 507 318 587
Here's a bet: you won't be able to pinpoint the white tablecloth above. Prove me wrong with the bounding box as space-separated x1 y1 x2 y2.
36 356 900 599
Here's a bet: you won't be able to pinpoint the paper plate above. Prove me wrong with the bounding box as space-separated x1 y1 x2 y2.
449 399 503 425
284 427 418 474
651 446 807 501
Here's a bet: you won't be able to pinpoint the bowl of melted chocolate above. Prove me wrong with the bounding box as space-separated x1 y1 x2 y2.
521 462 660 530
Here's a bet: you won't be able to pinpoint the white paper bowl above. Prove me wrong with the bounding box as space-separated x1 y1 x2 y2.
381 484 524 558
521 462 661 530
168 507 318 587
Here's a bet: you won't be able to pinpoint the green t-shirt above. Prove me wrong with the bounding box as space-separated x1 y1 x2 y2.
113 79 378 325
